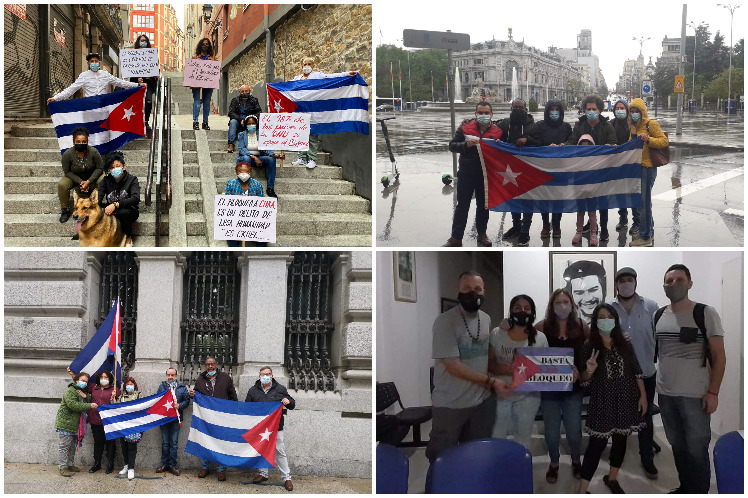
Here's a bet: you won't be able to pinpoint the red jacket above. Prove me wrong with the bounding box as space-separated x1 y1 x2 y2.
449 119 503 176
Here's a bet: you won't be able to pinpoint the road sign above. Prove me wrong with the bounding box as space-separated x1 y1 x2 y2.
403 29 470 51
642 82 652 95
673 75 685 93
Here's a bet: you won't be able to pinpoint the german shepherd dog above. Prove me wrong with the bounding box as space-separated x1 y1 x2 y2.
72 189 126 247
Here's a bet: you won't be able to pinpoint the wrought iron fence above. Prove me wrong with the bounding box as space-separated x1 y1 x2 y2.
285 252 336 393
180 252 239 386
96 252 138 378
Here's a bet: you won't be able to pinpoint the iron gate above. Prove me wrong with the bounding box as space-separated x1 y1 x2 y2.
96 252 138 378
285 252 336 393
180 252 239 385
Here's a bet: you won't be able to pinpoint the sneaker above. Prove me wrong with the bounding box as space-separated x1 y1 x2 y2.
643 461 659 480
502 226 521 239
600 228 609 241
552 227 562 238
589 232 598 246
442 237 462 247
582 221 590 234
193 122 200 130
306 160 317 169
630 237 653 247
540 224 551 238
629 223 639 236
202 122 210 130
119 465 128 476
517 233 530 246
59 209 71 223
572 231 583 245
615 219 628 231
59 468 74 477
266 188 277 198
128 469 135 480
477 234 492 247
292 158 306 166
603 475 625 494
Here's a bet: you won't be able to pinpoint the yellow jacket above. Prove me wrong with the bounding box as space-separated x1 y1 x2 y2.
629 98 669 168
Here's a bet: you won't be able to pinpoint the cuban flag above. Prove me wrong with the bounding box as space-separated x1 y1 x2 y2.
185 392 283 468
69 299 122 384
479 137 644 213
512 347 575 392
267 75 369 135
99 389 179 440
49 86 146 155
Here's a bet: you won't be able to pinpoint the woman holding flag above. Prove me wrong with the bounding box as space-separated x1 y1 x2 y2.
116 377 143 480
55 372 98 477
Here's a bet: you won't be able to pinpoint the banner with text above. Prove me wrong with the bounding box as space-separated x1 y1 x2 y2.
214 195 276 243
184 59 221 89
512 347 575 392
120 48 160 78
259 113 310 151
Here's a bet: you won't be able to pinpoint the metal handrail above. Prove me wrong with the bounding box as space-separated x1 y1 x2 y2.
166 78 172 209
144 79 162 205
154 77 166 246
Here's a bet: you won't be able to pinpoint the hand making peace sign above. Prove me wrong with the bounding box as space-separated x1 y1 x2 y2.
586 349 600 374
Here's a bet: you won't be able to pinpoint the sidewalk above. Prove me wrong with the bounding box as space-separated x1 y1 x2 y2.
3 463 372 494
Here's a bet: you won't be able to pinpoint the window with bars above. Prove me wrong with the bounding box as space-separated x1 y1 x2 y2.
284 252 336 393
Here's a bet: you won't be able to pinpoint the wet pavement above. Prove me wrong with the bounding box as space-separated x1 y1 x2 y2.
376 109 744 247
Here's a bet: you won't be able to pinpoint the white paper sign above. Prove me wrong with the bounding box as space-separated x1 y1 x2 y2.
259 113 310 151
120 48 160 78
214 194 277 243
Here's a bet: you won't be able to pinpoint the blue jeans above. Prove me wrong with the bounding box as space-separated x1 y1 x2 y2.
237 132 277 189
493 394 541 450
637 166 657 240
200 456 226 473
541 391 583 464
228 118 242 144
659 394 712 493
192 88 214 123
160 419 180 467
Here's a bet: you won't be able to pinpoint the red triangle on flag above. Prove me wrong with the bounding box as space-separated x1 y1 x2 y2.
480 142 554 209
512 353 542 389
99 86 146 136
242 406 283 467
267 85 298 114
146 389 179 417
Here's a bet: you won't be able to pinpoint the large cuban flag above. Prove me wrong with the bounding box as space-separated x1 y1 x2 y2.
49 86 147 155
99 389 179 440
185 392 283 468
267 74 369 135
512 347 575 392
69 299 122 384
479 137 644 213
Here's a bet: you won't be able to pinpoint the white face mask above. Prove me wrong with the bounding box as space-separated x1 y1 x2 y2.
99 378 110 387
302 65 313 75
237 172 250 182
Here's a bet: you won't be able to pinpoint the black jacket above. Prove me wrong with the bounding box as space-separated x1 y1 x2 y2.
448 119 503 177
609 99 631 146
98 170 140 211
228 95 262 129
536 99 573 146
565 114 617 145
245 378 295 431
495 113 541 146
194 370 238 401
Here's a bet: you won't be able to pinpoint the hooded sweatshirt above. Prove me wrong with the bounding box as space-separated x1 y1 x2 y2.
565 111 617 146
536 100 572 145
628 98 669 168
610 99 632 146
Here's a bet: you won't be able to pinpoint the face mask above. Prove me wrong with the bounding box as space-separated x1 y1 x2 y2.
99 378 110 387
125 385 135 393
237 172 250 182
89 63 100 72
615 110 627 120
597 318 615 334
476 114 491 125
549 110 560 121
457 291 483 313
510 108 525 121
260 375 272 385
207 370 217 377
586 110 599 121
110 167 124 179
168 381 176 387
139 40 148 48
74 144 87 152
617 281 636 299
303 65 313 75
631 113 642 122
510 311 531 327
554 303 572 320
247 125 257 133
663 284 689 303
77 381 88 389
201 45 209 52
240 93 250 99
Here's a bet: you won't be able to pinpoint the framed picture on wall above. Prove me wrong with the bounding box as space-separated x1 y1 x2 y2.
393 251 417 302
441 298 459 313
550 252 616 325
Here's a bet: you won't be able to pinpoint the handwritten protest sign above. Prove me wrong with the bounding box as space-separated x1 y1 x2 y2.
259 113 310 151
512 347 575 392
120 48 160 78
214 194 276 243
184 59 221 89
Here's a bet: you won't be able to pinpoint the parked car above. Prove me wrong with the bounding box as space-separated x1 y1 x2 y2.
376 104 395 112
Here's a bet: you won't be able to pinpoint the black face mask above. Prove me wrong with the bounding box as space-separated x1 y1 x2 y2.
510 108 526 123
201 45 210 53
74 144 87 152
458 291 483 313
240 94 250 99
509 311 531 327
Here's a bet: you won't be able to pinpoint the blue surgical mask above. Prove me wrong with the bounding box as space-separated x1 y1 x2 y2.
125 385 134 393
110 167 123 179
476 114 492 125
597 318 615 334
631 112 642 122
168 381 176 387
615 110 627 120
207 370 217 377
247 125 257 133
77 381 88 389
549 110 560 121
139 40 148 48
586 110 599 121
260 375 272 385
90 62 100 72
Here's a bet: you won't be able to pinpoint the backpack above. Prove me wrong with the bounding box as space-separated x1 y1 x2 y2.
653 303 711 367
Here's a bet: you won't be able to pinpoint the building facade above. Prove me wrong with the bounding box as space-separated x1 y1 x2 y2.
4 251 372 478
128 4 183 71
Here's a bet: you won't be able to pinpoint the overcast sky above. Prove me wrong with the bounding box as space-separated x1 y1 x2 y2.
376 0 745 88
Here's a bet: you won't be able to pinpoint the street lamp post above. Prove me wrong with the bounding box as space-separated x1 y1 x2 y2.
717 3 741 115
687 21 708 108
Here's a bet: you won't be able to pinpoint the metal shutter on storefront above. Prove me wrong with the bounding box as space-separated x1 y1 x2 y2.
49 5 75 98
4 5 41 117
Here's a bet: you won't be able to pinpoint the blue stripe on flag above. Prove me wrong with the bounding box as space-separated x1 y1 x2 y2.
295 97 369 113
104 417 175 440
495 193 643 213
483 136 644 157
54 120 108 138
542 163 642 186
311 121 369 135
268 74 368 92
185 441 272 469
69 301 121 382
50 87 142 113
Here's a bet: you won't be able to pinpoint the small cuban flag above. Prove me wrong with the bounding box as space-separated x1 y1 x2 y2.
512 347 575 392
99 389 179 440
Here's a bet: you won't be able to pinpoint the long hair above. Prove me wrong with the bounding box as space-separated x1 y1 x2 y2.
508 294 537 345
543 288 585 340
134 34 151 49
588 304 637 378
195 37 213 57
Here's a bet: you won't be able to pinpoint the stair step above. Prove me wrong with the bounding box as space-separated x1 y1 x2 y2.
184 193 203 213
214 178 355 196
5 136 153 150
4 193 166 215
274 234 372 247
184 177 202 194
4 148 197 163
214 163 341 180
4 162 156 178
3 236 166 247
4 213 169 237
274 213 371 236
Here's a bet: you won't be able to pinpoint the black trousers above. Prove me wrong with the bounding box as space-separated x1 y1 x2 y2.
119 438 138 469
510 212 533 233
450 172 488 239
580 433 628 481
116 208 139 237
90 423 116 465
638 374 657 465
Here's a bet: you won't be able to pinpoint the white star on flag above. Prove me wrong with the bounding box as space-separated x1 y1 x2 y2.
499 163 521 186
163 400 174 412
259 428 272 442
122 106 135 121
517 363 527 375
273 99 284 112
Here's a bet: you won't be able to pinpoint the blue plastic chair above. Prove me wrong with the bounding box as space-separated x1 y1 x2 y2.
429 438 533 494
376 443 409 494
714 431 744 494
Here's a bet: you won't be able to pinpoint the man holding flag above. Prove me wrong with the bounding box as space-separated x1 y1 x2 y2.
156 367 190 476
47 53 143 105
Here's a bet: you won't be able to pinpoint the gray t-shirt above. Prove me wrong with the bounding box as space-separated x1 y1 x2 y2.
490 328 548 400
655 304 724 398
432 306 491 409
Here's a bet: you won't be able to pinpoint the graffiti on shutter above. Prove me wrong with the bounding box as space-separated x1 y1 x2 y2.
4 6 40 117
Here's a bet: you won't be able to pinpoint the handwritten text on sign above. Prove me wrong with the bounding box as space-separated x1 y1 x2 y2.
259 113 310 151
214 195 276 243
184 59 221 89
120 48 160 78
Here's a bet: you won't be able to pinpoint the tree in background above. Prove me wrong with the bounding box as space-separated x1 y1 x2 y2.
376 45 447 102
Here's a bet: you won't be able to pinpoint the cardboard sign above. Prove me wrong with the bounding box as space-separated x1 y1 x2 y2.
512 347 574 392
214 194 276 243
184 59 220 89
259 113 310 151
120 48 159 78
